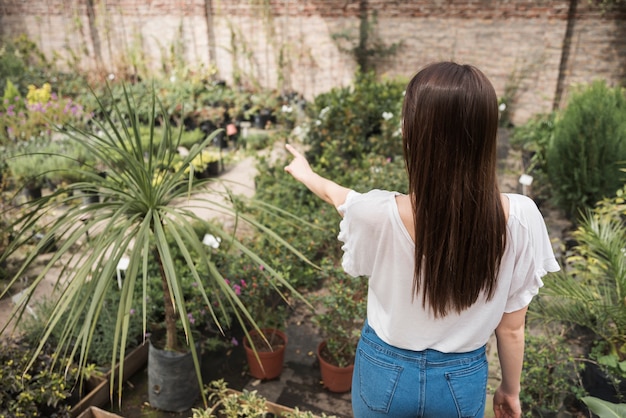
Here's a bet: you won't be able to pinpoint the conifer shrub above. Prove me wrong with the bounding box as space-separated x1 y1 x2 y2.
546 80 626 218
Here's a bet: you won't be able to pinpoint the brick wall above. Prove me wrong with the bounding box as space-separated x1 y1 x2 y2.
0 0 624 124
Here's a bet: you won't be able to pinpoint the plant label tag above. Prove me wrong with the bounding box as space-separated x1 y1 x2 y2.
519 174 534 186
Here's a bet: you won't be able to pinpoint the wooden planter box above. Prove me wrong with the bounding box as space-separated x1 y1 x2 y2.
219 389 317 417
70 376 109 418
77 406 124 418
107 340 149 384
70 342 149 418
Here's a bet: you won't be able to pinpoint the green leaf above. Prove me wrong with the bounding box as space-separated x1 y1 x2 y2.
581 396 626 418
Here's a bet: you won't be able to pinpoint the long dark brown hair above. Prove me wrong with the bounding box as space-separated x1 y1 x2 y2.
402 62 506 317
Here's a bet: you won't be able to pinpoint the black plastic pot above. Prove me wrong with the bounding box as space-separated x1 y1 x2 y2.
582 361 626 403
147 341 200 412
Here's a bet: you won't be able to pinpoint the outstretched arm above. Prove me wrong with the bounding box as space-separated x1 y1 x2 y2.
493 306 527 418
284 144 351 209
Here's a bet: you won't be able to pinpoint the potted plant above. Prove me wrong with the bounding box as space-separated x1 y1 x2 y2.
0 85 309 412
5 140 49 199
223 251 290 380
313 263 367 393
192 379 338 417
531 185 626 403
518 333 586 417
245 90 279 130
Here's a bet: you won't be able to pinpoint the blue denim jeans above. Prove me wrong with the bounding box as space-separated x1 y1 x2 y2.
352 322 488 418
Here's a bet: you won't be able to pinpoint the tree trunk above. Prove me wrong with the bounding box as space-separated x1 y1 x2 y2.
204 0 218 76
155 249 179 352
553 0 578 110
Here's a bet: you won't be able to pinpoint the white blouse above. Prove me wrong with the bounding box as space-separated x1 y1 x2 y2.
337 190 560 353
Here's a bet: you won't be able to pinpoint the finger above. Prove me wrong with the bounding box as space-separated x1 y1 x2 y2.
285 143 301 158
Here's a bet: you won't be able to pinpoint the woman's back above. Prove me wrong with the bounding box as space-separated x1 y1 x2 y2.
338 190 558 352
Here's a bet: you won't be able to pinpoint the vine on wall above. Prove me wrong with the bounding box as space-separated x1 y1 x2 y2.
331 1 403 74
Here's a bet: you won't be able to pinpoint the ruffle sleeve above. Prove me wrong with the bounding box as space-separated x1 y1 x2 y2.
337 190 367 277
504 195 561 312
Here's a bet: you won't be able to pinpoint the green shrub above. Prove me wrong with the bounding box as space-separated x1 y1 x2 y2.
519 333 586 417
249 73 408 291
313 262 368 367
546 80 626 218
6 139 50 191
0 339 78 418
244 132 271 150
510 112 556 200
0 35 51 98
304 71 405 176
20 285 146 368
250 155 342 290
137 125 206 154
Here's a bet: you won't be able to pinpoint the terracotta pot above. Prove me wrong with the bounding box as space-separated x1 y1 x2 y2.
243 328 287 380
317 341 354 393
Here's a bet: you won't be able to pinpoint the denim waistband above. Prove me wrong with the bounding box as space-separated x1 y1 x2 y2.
360 321 486 367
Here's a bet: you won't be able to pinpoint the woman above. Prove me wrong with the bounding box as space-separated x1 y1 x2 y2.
284 62 559 418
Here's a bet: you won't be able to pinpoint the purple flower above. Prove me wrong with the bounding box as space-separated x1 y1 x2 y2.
259 265 265 271
129 308 136 315
187 313 195 324
231 337 239 346
233 285 241 296
191 282 198 287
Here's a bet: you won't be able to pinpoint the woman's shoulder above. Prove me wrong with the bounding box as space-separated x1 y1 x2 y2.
503 193 547 229
346 189 399 204
341 189 400 217
503 193 540 211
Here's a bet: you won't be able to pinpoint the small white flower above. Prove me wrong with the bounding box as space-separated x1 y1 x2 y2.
293 125 309 141
315 120 322 126
107 73 115 81
170 75 177 83
319 106 330 119
281 105 293 113
202 234 221 249
498 103 507 112
382 111 393 121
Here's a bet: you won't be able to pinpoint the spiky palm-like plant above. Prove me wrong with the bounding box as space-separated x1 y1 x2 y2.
0 85 308 407
531 193 626 380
